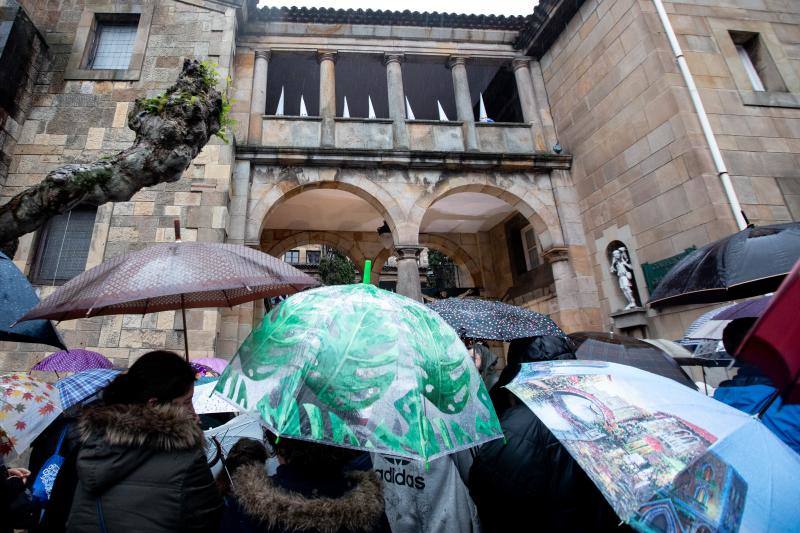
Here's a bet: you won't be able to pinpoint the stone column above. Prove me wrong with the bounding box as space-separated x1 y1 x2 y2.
248 50 270 144
448 56 478 151
384 53 409 150
318 50 337 147
529 59 558 150
512 57 546 151
394 245 423 302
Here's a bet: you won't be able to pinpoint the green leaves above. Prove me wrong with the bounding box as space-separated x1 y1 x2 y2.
239 295 321 380
305 303 399 411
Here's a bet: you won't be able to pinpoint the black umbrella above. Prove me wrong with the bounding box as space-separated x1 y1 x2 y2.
569 331 696 389
0 252 65 349
428 297 565 342
648 222 800 307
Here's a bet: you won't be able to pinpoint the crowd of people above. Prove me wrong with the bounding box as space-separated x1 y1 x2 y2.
2 325 797 532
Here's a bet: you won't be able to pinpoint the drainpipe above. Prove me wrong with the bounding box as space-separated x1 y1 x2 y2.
651 0 747 230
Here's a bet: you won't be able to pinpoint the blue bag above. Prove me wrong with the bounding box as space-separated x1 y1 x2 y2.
30 426 67 503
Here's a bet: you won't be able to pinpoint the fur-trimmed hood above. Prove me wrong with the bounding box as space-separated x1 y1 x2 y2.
78 402 204 451
232 465 385 533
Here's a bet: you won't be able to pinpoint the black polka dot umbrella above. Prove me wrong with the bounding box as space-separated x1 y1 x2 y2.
427 298 565 342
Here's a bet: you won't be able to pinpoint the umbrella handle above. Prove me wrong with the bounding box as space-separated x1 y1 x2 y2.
207 435 223 468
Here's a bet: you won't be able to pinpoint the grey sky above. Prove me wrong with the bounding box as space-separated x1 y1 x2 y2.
257 1 535 17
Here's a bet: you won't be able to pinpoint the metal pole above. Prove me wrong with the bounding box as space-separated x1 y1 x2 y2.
181 294 189 361
651 0 747 231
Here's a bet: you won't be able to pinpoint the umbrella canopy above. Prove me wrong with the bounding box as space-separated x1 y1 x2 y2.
506 361 800 531
193 380 237 415
682 304 735 341
648 222 800 307
56 368 120 410
17 242 319 322
192 357 228 374
189 362 219 380
0 373 62 459
203 412 266 476
569 332 696 389
737 260 800 403
215 284 503 462
0 252 65 350
31 349 112 373
427 297 564 342
714 294 772 320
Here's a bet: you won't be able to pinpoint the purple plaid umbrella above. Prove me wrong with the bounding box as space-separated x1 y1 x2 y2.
714 294 772 320
189 361 218 379
32 349 113 373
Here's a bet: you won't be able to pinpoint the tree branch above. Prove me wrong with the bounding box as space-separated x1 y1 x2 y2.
0 59 225 257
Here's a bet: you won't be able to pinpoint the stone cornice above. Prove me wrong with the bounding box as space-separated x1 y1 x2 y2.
235 145 572 172
256 6 530 31
514 0 587 57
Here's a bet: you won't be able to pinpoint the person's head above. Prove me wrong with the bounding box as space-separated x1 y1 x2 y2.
506 335 575 367
265 431 358 475
722 317 758 356
102 351 196 413
217 438 269 494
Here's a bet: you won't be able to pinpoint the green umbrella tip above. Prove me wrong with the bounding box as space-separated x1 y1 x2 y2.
362 260 372 284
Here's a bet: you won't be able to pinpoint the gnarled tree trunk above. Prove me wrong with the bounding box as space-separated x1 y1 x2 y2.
0 59 224 257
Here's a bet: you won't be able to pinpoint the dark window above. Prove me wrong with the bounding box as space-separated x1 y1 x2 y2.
33 206 97 284
88 16 140 70
730 31 787 92
467 60 524 123
266 52 320 116
335 54 389 118
284 250 300 264
306 250 320 264
521 226 540 270
402 56 456 121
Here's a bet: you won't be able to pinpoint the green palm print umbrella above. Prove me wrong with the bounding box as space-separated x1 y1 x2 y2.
214 284 502 462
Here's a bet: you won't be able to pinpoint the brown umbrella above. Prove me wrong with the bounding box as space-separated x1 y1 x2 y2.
18 230 318 358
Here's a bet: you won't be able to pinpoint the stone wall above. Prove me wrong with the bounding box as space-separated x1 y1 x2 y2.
0 0 48 188
0 0 241 371
540 0 800 339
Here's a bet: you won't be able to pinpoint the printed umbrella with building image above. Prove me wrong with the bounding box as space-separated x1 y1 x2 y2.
648 222 800 307
506 360 800 532
0 252 66 350
427 297 565 342
214 283 503 463
15 223 319 360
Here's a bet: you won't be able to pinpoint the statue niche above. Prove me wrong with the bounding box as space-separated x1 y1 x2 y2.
607 241 640 311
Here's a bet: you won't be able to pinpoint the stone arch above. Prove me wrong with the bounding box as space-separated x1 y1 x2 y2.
420 234 482 288
248 171 412 245
410 174 564 251
265 231 366 267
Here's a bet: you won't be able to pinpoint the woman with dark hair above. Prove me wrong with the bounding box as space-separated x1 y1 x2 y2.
220 433 389 533
66 351 222 532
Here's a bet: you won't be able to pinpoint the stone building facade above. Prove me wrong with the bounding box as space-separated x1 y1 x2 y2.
0 0 797 370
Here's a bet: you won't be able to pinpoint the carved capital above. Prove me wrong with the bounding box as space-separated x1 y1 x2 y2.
317 50 338 63
447 56 467 69
383 53 405 66
543 246 569 264
511 57 531 72
254 50 271 61
395 245 423 261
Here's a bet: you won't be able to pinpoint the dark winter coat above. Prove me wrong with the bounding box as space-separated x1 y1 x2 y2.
66 402 222 533
220 462 389 533
1 460 35 533
469 405 626 533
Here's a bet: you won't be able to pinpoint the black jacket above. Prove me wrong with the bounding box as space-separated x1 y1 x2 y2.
220 462 389 533
469 405 625 532
1 460 35 533
66 402 222 533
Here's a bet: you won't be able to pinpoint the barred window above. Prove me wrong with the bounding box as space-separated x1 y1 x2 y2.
90 21 138 70
283 250 300 264
33 207 97 284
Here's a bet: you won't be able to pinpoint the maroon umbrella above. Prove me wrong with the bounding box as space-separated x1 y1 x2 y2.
31 349 112 373
737 260 800 403
18 233 319 359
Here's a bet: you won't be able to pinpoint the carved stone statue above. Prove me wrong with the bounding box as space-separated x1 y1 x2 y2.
610 246 638 310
